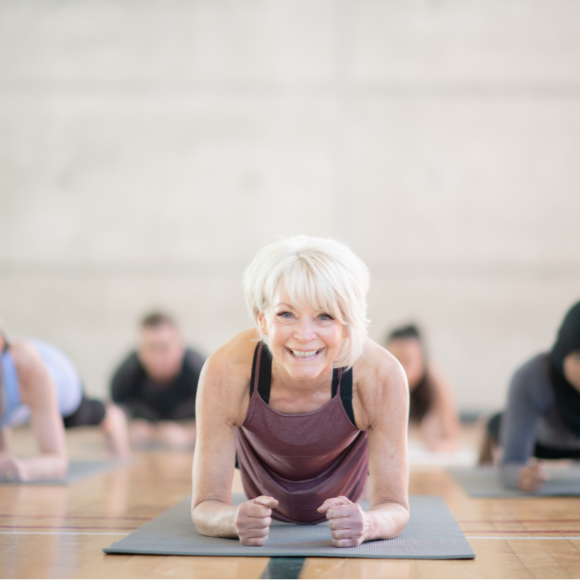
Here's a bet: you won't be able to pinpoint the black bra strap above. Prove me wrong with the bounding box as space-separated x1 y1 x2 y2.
257 342 273 404
249 342 261 397
338 367 355 426
331 368 340 398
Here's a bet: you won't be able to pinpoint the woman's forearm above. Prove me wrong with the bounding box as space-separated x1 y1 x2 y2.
363 502 410 542
191 499 239 538
19 453 68 481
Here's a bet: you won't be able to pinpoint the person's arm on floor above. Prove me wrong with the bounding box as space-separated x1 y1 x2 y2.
317 341 410 547
420 364 461 453
2 342 68 481
500 357 551 490
191 332 277 545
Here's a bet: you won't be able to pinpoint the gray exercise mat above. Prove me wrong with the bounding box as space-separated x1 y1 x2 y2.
104 494 474 560
0 460 127 485
450 466 580 497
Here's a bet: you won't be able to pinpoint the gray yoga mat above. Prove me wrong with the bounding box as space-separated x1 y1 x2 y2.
450 466 580 497
0 460 127 485
104 494 474 560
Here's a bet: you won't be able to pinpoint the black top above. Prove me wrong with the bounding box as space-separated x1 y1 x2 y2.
550 300 580 437
111 348 205 421
250 343 356 427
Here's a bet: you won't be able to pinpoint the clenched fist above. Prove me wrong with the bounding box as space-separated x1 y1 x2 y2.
317 496 369 548
235 496 279 546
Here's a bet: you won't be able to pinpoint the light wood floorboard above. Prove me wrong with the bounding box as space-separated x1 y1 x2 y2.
2 425 580 578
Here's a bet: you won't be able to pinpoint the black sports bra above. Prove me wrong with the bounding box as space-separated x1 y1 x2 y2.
249 342 356 426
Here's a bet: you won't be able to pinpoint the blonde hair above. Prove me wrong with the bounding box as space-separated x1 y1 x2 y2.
243 236 370 368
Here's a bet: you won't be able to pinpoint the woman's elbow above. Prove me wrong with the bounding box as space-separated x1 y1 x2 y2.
191 508 216 537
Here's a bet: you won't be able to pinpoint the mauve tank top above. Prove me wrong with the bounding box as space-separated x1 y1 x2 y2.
235 342 368 524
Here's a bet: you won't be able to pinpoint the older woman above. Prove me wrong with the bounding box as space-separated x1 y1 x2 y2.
0 331 130 481
191 236 409 547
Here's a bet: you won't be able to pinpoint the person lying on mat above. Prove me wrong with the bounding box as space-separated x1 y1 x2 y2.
191 236 410 547
479 300 580 491
111 311 205 448
385 324 460 453
0 330 130 482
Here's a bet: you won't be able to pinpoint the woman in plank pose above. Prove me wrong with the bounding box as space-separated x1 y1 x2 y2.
0 331 130 482
192 236 409 547
480 300 580 491
386 324 460 452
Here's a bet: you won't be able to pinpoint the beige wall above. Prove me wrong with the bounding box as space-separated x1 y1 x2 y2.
1 0 579 412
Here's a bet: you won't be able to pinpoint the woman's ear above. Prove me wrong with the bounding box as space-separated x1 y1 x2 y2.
257 312 268 336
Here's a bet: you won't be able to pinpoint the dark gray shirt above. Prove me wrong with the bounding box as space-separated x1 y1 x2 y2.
111 348 205 421
501 353 580 486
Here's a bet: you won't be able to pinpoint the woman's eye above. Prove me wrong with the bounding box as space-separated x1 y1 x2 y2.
277 311 294 318
318 313 334 321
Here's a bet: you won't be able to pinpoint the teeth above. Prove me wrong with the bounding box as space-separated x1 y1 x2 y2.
291 349 319 358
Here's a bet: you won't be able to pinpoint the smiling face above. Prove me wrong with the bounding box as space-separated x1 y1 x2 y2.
257 286 347 382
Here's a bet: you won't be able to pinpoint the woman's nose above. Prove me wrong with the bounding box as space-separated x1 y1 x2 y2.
294 317 317 342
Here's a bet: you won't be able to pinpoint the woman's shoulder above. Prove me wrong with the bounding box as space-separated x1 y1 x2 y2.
8 339 44 375
201 329 259 390
353 338 408 397
352 338 408 429
509 352 553 406
511 353 550 385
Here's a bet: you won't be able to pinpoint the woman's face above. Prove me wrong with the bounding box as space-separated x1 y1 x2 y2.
386 337 425 390
257 286 347 382
564 350 580 391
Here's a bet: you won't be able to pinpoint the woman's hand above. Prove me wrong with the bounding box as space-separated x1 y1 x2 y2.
235 496 278 546
0 454 26 481
317 496 370 547
518 459 549 491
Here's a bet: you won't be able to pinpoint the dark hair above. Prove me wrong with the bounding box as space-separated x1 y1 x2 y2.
141 312 177 329
386 323 421 343
386 323 433 422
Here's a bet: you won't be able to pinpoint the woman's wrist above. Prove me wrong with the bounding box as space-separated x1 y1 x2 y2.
363 504 409 541
361 510 375 542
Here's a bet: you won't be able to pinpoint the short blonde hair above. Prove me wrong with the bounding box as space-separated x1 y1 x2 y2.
243 236 370 368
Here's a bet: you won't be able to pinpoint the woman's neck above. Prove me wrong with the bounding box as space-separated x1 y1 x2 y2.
270 358 334 395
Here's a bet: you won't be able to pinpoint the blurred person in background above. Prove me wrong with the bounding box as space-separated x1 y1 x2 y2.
386 324 460 452
0 327 130 482
111 312 205 448
479 300 580 491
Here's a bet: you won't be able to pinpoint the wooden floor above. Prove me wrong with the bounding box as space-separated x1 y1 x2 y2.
2 426 580 579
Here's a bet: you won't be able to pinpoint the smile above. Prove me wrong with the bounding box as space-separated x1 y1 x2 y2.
288 348 322 359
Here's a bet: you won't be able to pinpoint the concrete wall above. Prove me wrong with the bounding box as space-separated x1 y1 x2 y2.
1 0 579 412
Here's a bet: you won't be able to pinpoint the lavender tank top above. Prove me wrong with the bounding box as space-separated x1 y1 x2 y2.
235 342 368 524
